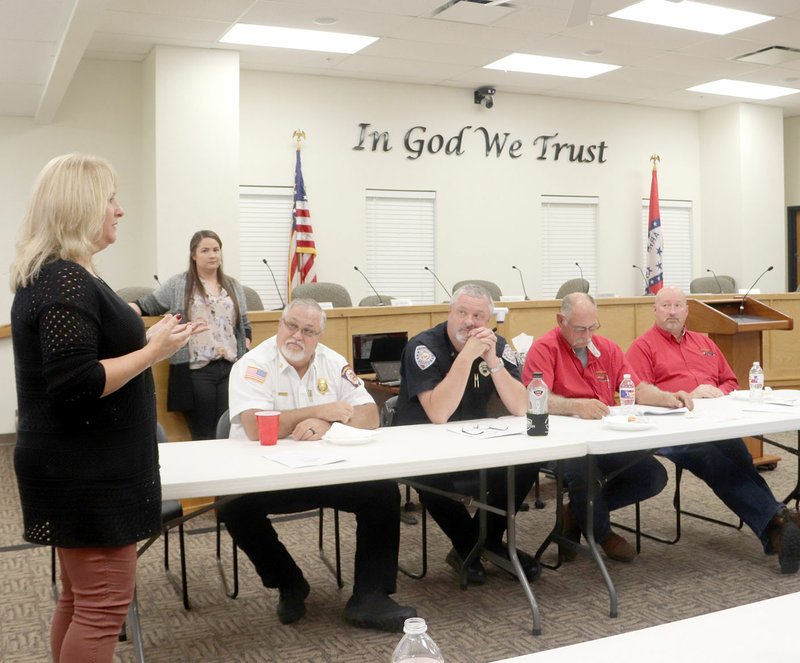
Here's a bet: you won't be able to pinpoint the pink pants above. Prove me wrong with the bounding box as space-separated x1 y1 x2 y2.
51 544 137 663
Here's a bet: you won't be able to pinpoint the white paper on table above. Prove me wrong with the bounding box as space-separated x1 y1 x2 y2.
608 405 688 416
447 423 522 439
262 445 345 469
512 333 534 357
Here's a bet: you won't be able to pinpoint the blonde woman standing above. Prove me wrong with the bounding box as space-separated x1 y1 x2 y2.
10 154 199 662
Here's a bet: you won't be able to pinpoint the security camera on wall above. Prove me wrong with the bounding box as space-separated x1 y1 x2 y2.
474 86 496 109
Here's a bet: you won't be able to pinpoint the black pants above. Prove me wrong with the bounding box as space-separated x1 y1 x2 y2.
186 360 233 440
218 481 401 596
416 464 539 558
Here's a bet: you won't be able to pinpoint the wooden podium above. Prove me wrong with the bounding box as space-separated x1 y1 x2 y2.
686 297 793 466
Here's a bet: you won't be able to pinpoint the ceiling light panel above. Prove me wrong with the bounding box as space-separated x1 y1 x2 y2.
687 78 799 100
610 0 773 36
220 24 378 54
485 53 620 78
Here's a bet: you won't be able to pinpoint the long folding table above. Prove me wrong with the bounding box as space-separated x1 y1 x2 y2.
535 396 800 618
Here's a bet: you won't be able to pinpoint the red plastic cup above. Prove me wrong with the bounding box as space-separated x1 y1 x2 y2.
255 410 280 446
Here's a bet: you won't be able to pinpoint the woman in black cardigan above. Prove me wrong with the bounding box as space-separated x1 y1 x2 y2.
9 153 199 663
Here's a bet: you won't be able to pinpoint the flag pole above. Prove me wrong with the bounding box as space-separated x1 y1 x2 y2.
650 153 660 170
293 129 306 150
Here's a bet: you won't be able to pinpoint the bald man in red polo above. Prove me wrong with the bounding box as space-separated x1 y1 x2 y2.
524 292 690 562
626 285 800 574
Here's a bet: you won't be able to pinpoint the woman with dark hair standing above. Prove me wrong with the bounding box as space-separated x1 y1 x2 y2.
130 230 252 439
10 153 197 662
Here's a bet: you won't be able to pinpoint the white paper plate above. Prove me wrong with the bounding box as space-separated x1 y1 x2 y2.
322 433 377 446
602 415 654 432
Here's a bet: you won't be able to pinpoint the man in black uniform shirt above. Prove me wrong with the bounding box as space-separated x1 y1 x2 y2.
395 284 540 584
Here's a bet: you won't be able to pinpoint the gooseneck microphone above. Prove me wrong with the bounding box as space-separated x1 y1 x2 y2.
706 268 723 294
424 266 451 299
153 274 161 287
262 258 286 310
575 262 588 293
739 265 773 315
353 266 386 305
632 265 647 294
511 265 530 300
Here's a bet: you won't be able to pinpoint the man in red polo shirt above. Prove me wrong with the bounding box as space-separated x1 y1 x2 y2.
626 285 800 574
523 292 691 562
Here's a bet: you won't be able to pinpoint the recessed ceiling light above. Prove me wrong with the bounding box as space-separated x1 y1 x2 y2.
485 53 620 78
220 24 377 54
610 0 773 36
583 48 604 56
687 79 799 100
313 17 338 26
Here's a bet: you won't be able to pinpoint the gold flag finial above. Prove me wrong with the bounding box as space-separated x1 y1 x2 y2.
293 130 306 149
650 154 660 170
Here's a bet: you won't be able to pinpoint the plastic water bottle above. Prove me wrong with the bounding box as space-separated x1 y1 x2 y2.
391 617 444 663
526 372 549 436
749 361 764 402
619 374 636 414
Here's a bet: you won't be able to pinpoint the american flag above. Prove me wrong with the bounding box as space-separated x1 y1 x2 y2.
288 149 317 295
645 161 663 295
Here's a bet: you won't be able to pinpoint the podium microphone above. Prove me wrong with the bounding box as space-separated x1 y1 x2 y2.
424 266 451 299
632 265 647 294
511 265 530 300
739 265 773 315
575 262 588 293
262 258 286 310
705 268 723 294
353 266 386 305
153 274 161 287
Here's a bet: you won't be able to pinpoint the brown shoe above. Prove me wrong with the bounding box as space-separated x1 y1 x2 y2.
769 509 800 574
559 504 581 562
599 532 636 562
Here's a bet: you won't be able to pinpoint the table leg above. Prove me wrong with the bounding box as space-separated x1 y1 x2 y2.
585 457 617 618
128 586 145 662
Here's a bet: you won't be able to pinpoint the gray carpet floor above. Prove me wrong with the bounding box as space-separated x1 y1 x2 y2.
1 436 800 662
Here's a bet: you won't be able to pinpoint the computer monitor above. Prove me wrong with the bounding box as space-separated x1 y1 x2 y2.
351 331 408 374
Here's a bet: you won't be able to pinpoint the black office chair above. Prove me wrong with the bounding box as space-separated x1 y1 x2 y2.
213 410 343 600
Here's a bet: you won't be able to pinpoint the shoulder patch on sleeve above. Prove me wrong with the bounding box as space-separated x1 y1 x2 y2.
341 364 362 388
414 345 436 370
502 343 518 366
244 365 267 383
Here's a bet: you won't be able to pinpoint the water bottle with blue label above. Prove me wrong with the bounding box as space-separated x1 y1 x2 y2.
619 374 636 414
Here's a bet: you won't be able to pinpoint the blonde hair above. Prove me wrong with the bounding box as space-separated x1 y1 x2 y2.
9 153 117 291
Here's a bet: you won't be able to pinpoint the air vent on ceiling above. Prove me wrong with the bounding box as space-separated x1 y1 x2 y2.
734 46 800 66
431 0 516 25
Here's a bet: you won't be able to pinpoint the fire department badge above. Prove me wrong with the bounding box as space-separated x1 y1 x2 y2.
341 365 362 388
317 378 329 394
414 345 436 370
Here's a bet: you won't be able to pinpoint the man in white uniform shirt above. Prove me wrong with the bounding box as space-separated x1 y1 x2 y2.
221 299 416 632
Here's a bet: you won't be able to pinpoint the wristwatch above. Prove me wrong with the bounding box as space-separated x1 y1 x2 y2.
489 361 504 374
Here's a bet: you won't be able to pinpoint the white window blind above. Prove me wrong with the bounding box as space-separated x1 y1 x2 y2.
239 186 293 310
365 189 436 304
541 195 598 298
640 199 692 293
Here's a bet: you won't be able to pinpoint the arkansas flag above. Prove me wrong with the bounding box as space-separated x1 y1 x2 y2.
645 163 663 295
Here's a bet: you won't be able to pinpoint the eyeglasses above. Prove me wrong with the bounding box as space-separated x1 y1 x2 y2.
565 321 601 334
281 318 322 339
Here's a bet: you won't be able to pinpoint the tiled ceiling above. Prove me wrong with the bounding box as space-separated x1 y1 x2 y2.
2 0 800 121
